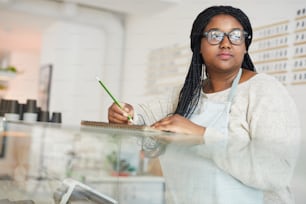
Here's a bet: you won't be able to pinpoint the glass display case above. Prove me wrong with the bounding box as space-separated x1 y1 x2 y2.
0 119 165 204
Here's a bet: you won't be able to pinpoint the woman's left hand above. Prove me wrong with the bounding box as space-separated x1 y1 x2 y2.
151 114 205 145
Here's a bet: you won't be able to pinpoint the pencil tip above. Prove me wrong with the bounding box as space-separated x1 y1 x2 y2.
96 76 100 81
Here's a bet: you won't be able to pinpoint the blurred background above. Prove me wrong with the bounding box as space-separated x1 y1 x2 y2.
0 0 305 203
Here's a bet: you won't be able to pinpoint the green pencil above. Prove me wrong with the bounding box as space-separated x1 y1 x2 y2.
96 76 134 123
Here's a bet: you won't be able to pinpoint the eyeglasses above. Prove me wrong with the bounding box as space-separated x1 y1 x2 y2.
202 29 250 45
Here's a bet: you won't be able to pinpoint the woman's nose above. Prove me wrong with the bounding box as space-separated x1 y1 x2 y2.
219 35 231 48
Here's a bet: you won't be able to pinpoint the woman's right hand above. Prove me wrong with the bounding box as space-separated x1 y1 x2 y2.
108 102 134 124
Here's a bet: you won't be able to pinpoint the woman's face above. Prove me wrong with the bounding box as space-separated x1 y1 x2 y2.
200 14 246 73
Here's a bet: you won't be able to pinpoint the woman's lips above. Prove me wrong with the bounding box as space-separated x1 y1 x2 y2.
217 52 233 60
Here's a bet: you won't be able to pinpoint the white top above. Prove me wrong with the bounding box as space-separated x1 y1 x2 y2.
134 73 301 204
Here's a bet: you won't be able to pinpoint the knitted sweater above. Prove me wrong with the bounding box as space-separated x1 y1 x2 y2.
134 73 300 204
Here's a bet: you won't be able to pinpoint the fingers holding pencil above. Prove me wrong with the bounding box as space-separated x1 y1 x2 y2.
108 102 134 124
95 76 134 124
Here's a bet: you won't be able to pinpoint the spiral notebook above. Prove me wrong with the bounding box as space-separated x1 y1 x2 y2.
80 120 161 133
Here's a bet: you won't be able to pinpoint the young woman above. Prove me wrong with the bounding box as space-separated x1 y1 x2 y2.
108 5 300 204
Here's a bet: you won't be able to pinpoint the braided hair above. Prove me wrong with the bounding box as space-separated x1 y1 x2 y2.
174 5 255 118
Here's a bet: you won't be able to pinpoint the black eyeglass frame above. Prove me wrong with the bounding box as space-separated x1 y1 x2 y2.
202 29 251 45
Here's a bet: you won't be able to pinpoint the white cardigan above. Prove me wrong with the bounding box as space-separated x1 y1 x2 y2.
134 73 301 204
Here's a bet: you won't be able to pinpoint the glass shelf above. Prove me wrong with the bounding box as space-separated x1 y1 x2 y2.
0 71 16 81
